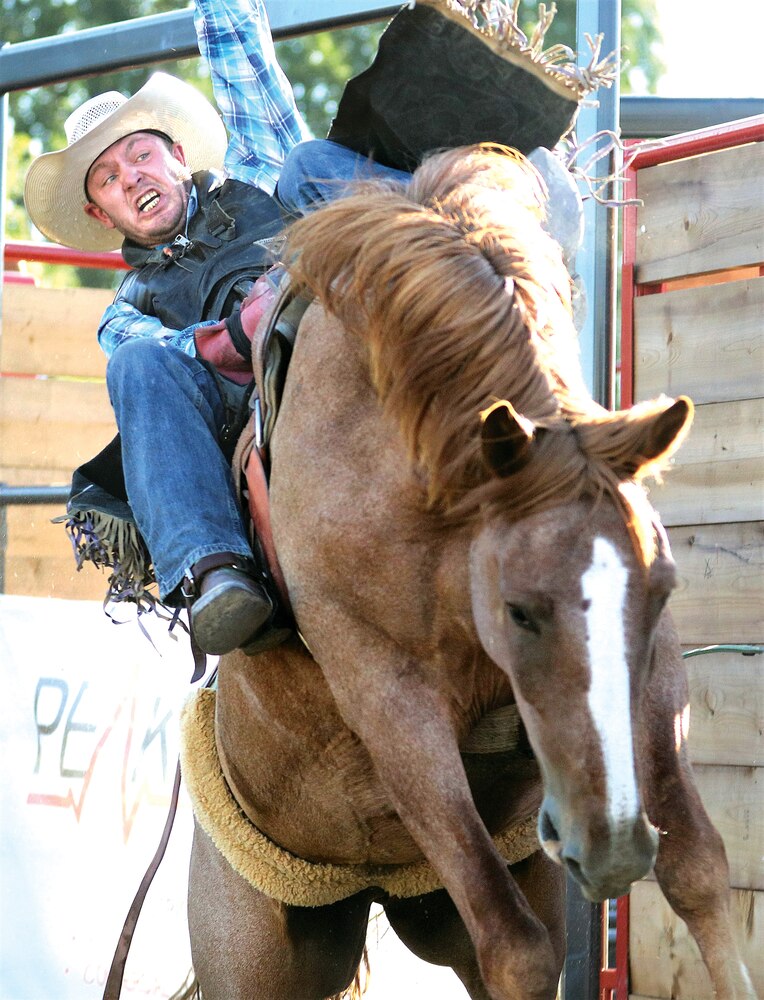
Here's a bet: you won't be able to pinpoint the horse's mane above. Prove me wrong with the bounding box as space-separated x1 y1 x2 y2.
285 145 681 562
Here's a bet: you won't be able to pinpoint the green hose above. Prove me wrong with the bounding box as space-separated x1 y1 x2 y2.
682 644 763 658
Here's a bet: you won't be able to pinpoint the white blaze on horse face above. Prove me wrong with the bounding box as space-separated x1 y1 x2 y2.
582 537 640 827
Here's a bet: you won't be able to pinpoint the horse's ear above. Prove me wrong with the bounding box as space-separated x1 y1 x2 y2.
481 400 539 478
620 395 694 477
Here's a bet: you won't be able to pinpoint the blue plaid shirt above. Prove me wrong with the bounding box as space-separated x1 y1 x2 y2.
97 0 312 359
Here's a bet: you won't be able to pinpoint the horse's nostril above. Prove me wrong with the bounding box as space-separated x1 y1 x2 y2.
564 856 583 881
540 810 559 843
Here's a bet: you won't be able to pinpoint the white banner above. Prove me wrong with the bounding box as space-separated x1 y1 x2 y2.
0 595 205 1000
0 595 470 999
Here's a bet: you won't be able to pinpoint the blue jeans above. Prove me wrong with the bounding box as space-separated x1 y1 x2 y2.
276 139 410 215
106 339 252 599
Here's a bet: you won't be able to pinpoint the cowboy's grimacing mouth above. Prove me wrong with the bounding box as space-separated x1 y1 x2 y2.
137 189 162 212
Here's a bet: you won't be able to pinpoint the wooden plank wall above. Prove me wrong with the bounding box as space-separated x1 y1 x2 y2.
0 283 117 600
629 136 764 999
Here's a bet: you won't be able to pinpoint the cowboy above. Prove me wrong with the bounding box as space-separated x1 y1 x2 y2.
26 0 600 658
24 0 407 657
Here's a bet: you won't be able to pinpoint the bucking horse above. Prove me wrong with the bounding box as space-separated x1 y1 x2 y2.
179 144 757 999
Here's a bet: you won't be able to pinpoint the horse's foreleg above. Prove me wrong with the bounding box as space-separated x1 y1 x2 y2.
188 822 374 1000
378 751 557 1000
639 624 757 999
646 768 756 999
384 888 494 1000
384 851 565 1000
327 657 559 1000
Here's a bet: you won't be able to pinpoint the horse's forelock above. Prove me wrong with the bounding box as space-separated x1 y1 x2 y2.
460 426 659 569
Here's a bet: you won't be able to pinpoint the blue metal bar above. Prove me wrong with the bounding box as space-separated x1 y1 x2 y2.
622 96 764 138
0 485 71 506
574 0 621 409
564 872 604 1000
0 2 400 93
563 4 621 993
683 644 764 658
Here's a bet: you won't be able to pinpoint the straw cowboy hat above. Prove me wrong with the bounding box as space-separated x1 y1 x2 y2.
24 72 228 252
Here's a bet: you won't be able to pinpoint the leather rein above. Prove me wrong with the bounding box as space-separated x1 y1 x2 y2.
101 667 216 1000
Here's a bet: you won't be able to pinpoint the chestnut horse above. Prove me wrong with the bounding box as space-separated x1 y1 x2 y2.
186 147 756 1000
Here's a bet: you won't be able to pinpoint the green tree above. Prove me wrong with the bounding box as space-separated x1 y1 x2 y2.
2 0 211 284
274 25 383 138
2 0 200 145
5 131 34 241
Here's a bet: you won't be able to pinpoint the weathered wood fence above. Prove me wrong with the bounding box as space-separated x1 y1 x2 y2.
623 117 763 999
1 282 115 599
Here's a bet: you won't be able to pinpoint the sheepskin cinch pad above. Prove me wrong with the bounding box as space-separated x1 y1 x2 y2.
180 689 540 907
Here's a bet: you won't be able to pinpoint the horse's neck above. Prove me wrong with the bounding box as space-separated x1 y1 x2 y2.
277 304 407 481
271 306 481 661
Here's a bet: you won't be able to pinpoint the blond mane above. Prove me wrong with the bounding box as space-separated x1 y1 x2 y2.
285 145 682 561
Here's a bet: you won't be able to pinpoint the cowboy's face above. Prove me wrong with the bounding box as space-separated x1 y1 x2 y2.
84 132 192 247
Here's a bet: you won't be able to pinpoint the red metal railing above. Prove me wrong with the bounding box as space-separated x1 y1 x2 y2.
599 896 629 1000
4 239 129 272
620 114 764 409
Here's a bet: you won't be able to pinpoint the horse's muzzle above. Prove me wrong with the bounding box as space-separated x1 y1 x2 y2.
538 801 659 901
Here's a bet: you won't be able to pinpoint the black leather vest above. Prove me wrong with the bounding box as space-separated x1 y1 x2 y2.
115 171 285 329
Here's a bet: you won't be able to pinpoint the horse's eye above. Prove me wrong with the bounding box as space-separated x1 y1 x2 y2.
507 604 536 632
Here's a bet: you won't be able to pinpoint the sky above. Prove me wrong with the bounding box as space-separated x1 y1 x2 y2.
651 0 763 98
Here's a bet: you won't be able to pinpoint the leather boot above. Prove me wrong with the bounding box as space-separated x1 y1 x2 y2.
188 555 272 655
